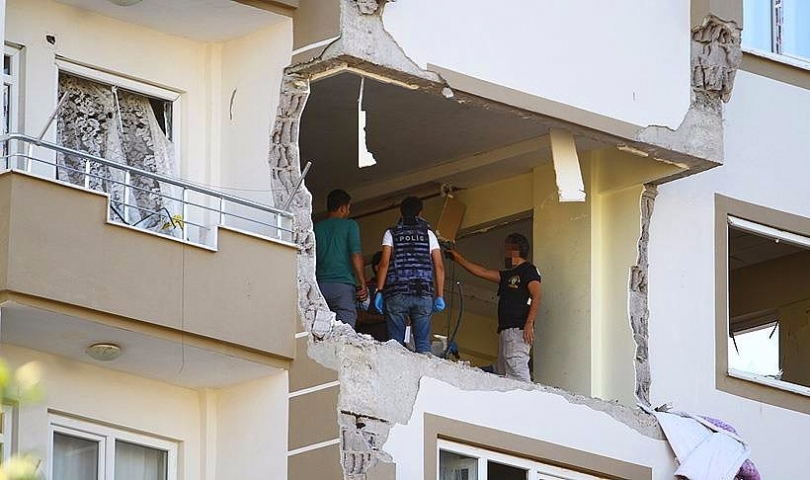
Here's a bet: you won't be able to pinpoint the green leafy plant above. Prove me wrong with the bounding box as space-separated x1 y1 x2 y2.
0 360 43 479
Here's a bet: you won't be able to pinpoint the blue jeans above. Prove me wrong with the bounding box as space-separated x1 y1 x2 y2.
318 282 357 328
385 294 433 353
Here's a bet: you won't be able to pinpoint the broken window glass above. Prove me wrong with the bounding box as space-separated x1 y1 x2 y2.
729 322 780 378
728 218 810 390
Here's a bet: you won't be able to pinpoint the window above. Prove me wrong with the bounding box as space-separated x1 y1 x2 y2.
2 45 20 156
726 215 810 395
439 440 608 480
743 0 810 61
0 405 14 464
53 61 184 237
49 414 178 480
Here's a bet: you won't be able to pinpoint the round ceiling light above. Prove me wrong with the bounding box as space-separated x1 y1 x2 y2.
107 0 143 6
86 343 123 361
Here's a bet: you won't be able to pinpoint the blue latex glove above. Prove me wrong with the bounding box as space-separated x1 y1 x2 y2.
374 292 384 313
433 297 446 313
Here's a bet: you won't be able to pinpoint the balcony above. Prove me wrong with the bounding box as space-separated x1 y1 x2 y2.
0 134 298 387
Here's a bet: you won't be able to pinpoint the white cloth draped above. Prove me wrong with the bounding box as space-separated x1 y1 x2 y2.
641 405 751 480
56 74 180 235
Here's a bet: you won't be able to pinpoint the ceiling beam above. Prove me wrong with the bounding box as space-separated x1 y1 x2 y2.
232 0 297 16
351 135 551 204
549 128 586 202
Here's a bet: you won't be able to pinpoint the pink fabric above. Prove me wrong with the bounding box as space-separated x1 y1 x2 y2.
701 417 761 480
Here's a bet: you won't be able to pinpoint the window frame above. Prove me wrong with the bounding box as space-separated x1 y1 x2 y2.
53 58 183 166
424 414 651 480
3 45 21 138
743 0 810 66
715 194 810 414
48 413 178 480
439 439 609 480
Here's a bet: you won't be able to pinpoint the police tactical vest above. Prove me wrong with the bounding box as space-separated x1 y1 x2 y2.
385 217 434 298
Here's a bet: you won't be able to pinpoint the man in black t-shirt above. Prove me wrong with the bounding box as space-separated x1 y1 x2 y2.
447 233 541 381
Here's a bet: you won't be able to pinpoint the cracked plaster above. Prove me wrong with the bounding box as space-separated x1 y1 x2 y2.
630 185 657 406
269 5 741 477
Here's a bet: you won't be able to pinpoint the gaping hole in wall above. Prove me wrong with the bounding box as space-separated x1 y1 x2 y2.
299 71 686 401
728 221 810 390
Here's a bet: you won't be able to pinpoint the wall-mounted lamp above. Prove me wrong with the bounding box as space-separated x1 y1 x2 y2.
86 343 123 361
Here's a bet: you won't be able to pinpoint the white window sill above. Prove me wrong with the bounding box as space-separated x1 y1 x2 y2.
728 368 810 398
743 47 810 73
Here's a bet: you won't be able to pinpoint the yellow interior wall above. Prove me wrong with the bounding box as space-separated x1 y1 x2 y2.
354 173 533 261
532 161 592 394
349 148 676 403
589 148 676 403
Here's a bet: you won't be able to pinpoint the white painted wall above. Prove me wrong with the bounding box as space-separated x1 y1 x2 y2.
648 70 810 478
382 0 690 129
215 373 289 480
384 377 675 479
217 21 292 233
219 22 291 204
0 0 6 60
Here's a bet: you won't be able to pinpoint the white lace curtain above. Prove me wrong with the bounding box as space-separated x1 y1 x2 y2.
56 74 180 233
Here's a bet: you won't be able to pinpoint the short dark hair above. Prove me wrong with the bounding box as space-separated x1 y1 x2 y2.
400 196 423 219
326 189 351 212
505 233 530 259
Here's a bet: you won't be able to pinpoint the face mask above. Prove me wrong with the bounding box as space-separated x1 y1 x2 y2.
504 257 513 270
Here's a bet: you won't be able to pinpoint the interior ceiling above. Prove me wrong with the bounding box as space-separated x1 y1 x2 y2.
54 0 286 42
0 303 278 388
729 227 806 270
301 73 605 212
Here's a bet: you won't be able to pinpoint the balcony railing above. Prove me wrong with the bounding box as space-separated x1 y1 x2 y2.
0 133 295 248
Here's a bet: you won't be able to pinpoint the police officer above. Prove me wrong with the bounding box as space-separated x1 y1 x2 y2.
374 196 446 353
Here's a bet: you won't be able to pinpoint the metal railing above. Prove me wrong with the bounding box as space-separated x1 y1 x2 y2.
0 133 295 248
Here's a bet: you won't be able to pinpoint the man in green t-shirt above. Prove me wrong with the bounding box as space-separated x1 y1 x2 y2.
314 189 367 328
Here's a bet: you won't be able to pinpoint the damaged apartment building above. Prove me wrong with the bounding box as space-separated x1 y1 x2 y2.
0 0 809 478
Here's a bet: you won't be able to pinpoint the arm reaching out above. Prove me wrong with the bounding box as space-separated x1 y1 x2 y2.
431 248 445 311
448 249 500 283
